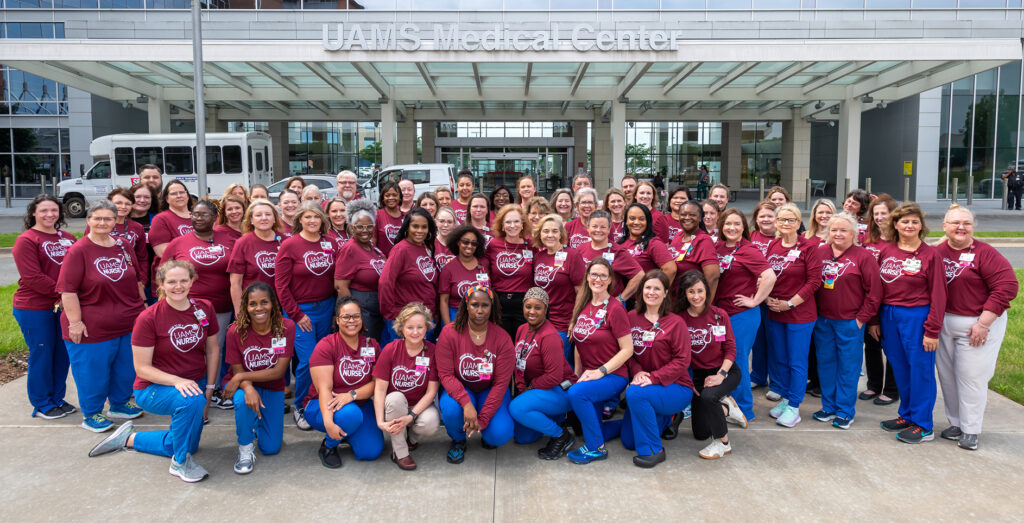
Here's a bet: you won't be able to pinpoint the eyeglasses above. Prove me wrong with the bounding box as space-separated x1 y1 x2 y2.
190 212 215 219
777 218 799 225
339 314 361 323
459 239 479 246
352 225 373 232
588 273 610 281
947 221 974 228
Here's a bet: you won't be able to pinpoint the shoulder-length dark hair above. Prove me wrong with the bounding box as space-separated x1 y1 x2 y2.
378 181 401 209
446 223 486 258
397 207 438 256
635 269 672 317
845 188 872 218
716 208 751 241
677 269 711 315
571 256 614 326
234 282 286 343
160 179 194 212
453 287 502 333
490 185 515 208
23 194 67 230
619 203 656 250
866 194 897 243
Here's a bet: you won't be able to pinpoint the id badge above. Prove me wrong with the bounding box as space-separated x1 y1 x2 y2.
824 278 835 290
415 356 430 373
209 245 223 255
360 345 376 363
554 251 567 267
271 337 287 355
194 308 210 327
602 252 615 263
476 272 490 283
786 249 801 263
320 241 333 255
523 249 533 263
478 362 493 380
642 330 656 347
59 238 73 247
711 325 726 341
720 254 733 270
959 252 975 267
516 358 527 371
595 308 607 320
902 257 921 275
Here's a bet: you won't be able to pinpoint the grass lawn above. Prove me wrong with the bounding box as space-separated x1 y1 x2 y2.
989 269 1024 404
0 231 84 248
0 284 26 354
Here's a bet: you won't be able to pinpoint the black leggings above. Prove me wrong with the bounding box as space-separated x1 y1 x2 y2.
863 329 899 398
497 291 525 340
691 366 741 441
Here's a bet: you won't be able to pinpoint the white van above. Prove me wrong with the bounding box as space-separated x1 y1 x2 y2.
361 163 455 203
58 132 273 217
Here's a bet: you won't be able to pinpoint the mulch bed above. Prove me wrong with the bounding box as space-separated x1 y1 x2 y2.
0 351 28 386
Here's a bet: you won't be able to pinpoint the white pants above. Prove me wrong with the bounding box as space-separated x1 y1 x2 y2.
936 312 1008 434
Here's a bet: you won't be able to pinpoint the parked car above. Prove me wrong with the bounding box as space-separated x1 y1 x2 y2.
361 163 455 202
267 175 337 203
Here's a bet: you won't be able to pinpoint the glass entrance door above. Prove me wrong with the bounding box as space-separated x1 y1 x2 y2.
470 153 540 196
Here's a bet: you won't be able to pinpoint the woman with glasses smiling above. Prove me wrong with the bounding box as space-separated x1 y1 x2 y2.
335 199 387 343
149 180 194 260
565 188 598 249
439 224 489 326
486 205 535 339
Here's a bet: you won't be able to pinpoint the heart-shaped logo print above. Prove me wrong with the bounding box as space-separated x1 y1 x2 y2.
40 241 68 265
688 327 711 354
338 356 371 386
93 256 127 282
370 258 386 275
942 258 968 283
455 209 467 222
630 325 663 356
242 345 276 371
390 365 427 392
415 255 436 281
667 225 682 242
189 246 225 267
456 279 477 300
254 250 277 277
766 254 791 275
568 233 591 249
494 251 524 276
383 224 401 244
435 252 455 268
572 315 599 341
534 263 557 286
177 224 194 236
751 239 770 256
878 256 903 284
303 250 333 276
822 259 854 283
169 323 203 352
458 353 487 382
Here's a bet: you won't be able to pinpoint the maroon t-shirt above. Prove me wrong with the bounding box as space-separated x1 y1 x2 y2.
149 210 193 248
334 240 386 293
713 239 770 317
749 230 774 257
668 230 719 290
764 237 822 324
214 224 243 246
161 231 234 313
371 339 438 405
863 241 884 262
224 319 296 392
876 242 948 338
439 258 490 309
306 333 380 401
13 229 76 310
131 298 219 389
325 227 349 259
814 244 882 324
533 248 585 332
485 237 534 293
86 221 149 283
570 298 631 378
610 220 626 243
378 240 439 320
666 215 683 243
435 322 514 429
227 233 281 291
280 221 293 238
621 237 674 274
650 208 672 243
935 240 1018 318
514 321 576 392
434 239 455 269
451 199 469 223
374 209 404 257
56 238 144 343
565 217 591 249
625 311 693 389
681 305 736 370
574 241 642 297
274 234 336 321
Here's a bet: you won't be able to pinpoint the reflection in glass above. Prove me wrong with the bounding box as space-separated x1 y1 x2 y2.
969 69 996 199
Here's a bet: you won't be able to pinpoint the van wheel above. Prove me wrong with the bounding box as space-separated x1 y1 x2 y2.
65 197 86 218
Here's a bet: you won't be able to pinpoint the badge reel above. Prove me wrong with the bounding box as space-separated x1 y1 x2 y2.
477 362 493 380
271 337 287 355
711 325 726 342
360 345 375 363
602 252 615 263
194 307 210 327
554 250 567 268
720 254 733 270
415 356 430 374
320 240 333 256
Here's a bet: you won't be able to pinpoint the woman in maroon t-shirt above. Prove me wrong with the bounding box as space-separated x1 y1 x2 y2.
618 203 676 284
575 210 644 302
565 188 597 249
668 200 720 301
323 198 349 256
532 214 585 360
12 195 76 419
549 188 574 225
487 204 534 338
215 195 246 245
747 199 777 396
89 188 149 284
334 199 386 342
228 199 283 315
434 206 458 268
861 195 899 405
467 193 493 244
440 224 489 325
150 180 194 259
87 260 220 483
633 181 671 242
602 188 627 243
803 198 836 247
566 258 634 465
666 187 692 243
452 172 474 223
374 181 404 256
372 303 441 471
58 200 146 433
277 189 300 238
379 208 441 346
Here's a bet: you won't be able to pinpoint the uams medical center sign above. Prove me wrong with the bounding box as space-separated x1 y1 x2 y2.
322 23 685 52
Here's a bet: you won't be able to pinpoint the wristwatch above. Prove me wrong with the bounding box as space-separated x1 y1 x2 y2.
409 410 419 424
787 300 795 310
598 365 609 376
349 390 358 400
718 369 728 377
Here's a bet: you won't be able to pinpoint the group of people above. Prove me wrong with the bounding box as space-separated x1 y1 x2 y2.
12 165 1017 483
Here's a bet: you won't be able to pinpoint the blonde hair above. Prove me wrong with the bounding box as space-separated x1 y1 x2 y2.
292 201 329 236
300 185 322 201
220 183 249 204
943 203 975 224
531 213 567 249
826 212 861 246
602 188 627 216
634 180 659 207
243 198 282 234
393 302 435 337
804 198 837 240
155 259 197 300
491 204 525 239
773 202 802 238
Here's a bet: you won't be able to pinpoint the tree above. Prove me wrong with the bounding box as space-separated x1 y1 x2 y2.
359 140 382 165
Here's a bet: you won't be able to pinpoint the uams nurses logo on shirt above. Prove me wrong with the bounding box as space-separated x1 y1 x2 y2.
169 323 203 352
415 256 436 281
255 250 277 277
93 256 128 282
40 241 68 265
242 345 276 371
822 259 855 283
435 252 455 268
534 263 557 285
370 258 386 275
629 325 663 355
494 251 525 276
188 246 225 266
572 315 599 340
458 353 487 382
766 254 792 275
337 356 371 386
303 250 333 276
688 327 711 354
878 256 904 284
568 233 590 249
942 257 969 283
391 365 427 392
177 224 195 236
383 224 401 243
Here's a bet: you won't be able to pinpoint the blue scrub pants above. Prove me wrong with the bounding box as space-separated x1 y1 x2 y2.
568 374 628 450
751 306 772 389
13 308 70 415
294 297 335 410
305 399 384 460
509 386 571 444
440 389 514 447
133 381 206 464
728 307 760 420
814 317 864 420
557 331 571 363
620 383 693 456
765 318 816 408
65 333 134 418
232 387 285 455
880 304 936 431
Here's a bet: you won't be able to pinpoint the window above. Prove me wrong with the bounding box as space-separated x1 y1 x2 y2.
114 147 135 176
203 146 223 174
402 169 431 184
86 161 111 180
134 147 163 173
248 146 254 174
255 152 264 171
223 145 243 174
164 146 193 175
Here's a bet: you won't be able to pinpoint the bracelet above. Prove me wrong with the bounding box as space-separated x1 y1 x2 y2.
976 322 991 330
205 384 216 390
69 321 84 327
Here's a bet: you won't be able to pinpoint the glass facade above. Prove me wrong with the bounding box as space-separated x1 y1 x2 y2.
436 121 572 139
0 127 70 197
741 121 782 189
288 121 380 176
624 122 721 187
0 0 1014 9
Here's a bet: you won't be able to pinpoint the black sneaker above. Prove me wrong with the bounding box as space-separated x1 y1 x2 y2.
897 425 934 444
537 430 576 460
940 425 963 441
807 387 822 398
59 403 78 415
632 449 666 468
880 416 912 433
318 438 342 468
661 412 684 440
958 433 979 450
446 440 467 464
34 406 66 420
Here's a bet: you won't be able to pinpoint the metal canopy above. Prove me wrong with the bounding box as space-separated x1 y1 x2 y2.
2 38 1018 121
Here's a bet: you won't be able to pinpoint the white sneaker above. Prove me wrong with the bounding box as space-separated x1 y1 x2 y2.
769 398 790 419
293 408 312 431
234 443 255 474
720 396 748 429
765 391 782 402
698 439 732 460
169 453 209 483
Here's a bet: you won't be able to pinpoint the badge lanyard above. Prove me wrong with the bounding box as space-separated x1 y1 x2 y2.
676 233 694 261
711 312 726 342
720 242 741 270
573 299 609 343
189 298 209 328
516 327 539 380
114 238 133 268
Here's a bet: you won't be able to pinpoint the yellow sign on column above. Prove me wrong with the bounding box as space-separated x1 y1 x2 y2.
903 161 913 176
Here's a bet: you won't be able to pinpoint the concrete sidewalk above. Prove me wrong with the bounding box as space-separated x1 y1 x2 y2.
0 374 1022 521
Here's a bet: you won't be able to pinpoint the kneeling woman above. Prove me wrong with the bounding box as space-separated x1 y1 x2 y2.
223 282 295 474
508 287 578 459
305 297 385 468
372 303 441 471
619 270 693 468
436 285 515 463
88 260 220 483
566 258 633 465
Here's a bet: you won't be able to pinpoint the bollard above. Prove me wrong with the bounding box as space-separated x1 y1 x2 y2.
805 178 812 210
967 175 974 205
844 178 850 198
40 176 46 196
759 177 765 201
865 177 872 194
52 176 57 197
951 178 958 204
904 177 911 202
1003 178 1010 210
4 177 10 208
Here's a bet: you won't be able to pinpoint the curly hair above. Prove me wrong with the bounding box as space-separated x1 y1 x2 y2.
23 194 67 231
233 281 286 344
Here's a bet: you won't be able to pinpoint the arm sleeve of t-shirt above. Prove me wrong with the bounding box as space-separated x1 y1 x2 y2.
568 250 585 286
54 245 84 295
653 215 670 243
608 301 631 340
13 236 58 296
371 343 394 381
478 330 514 430
227 239 247 275
531 331 569 391
980 246 1019 317
857 251 882 325
282 321 296 359
719 311 737 364
650 321 692 386
377 246 402 320
695 237 719 268
435 327 470 407
649 240 674 269
439 263 454 297
307 338 335 369
148 215 174 247
224 326 241 365
743 245 770 275
612 249 642 280
923 251 948 339
273 243 304 322
796 245 823 303
333 242 359 281
130 308 157 347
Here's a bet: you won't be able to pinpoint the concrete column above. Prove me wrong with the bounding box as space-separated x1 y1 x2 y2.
67 87 93 179
420 120 436 163
915 88 942 202
782 110 811 202
723 122 742 189
609 100 626 192
396 106 416 165
267 120 288 182
380 101 397 168
592 114 611 191
147 98 171 134
837 99 861 194
204 105 227 133
572 120 589 187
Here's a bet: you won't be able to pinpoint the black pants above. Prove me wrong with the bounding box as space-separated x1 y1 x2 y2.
691 367 741 441
807 339 820 390
1009 187 1023 210
863 329 899 398
497 291 525 340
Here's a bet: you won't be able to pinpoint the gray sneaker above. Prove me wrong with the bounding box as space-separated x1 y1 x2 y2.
958 433 979 451
169 453 209 483
234 443 256 474
88 421 133 457
293 408 312 431
940 425 963 441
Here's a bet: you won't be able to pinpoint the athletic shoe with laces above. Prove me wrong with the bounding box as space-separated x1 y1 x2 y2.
82 413 114 433
169 453 209 483
896 425 934 444
769 399 790 419
880 416 912 433
89 420 133 457
214 390 234 410
682 405 692 419
107 399 143 419
234 443 255 474
958 433 979 450
446 440 467 464
293 408 312 431
59 402 77 415
776 405 801 428
832 417 853 430
34 406 66 420
567 445 608 465
318 438 343 468
537 430 575 460
812 410 835 423
765 391 782 402
941 425 963 441
698 439 732 460
720 396 747 428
